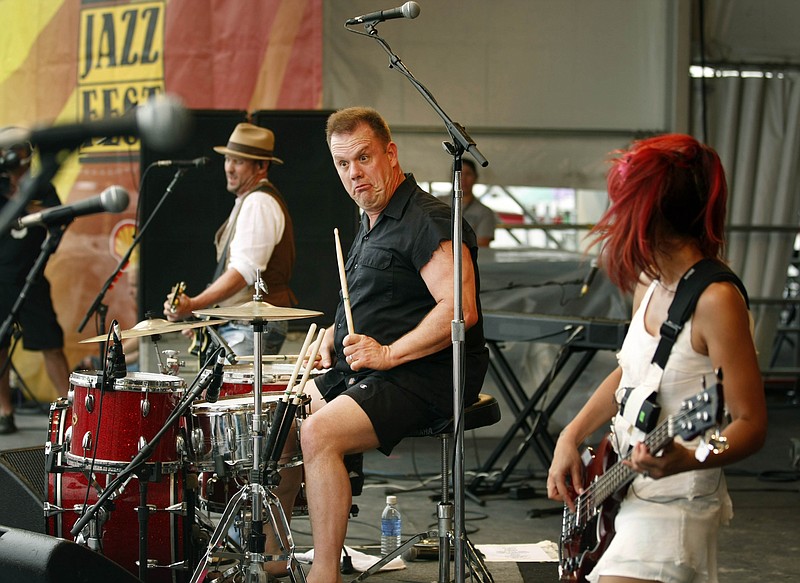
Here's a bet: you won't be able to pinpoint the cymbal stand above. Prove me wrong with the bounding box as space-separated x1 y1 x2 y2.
190 277 306 583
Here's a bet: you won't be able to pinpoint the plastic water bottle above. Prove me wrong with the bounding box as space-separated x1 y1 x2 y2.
380 495 402 555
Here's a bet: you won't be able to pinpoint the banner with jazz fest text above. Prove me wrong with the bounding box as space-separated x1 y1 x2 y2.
0 0 322 398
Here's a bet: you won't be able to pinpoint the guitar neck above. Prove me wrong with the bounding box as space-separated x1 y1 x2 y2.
582 419 675 514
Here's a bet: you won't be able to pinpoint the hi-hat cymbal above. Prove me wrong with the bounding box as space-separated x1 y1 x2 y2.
193 301 323 321
79 318 224 344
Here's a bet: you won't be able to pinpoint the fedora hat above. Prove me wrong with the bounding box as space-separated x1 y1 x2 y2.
213 122 283 164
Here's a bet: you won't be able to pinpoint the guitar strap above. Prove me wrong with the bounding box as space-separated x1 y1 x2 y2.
619 258 749 447
652 258 749 369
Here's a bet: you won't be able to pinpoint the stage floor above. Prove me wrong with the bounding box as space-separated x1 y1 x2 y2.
0 386 797 582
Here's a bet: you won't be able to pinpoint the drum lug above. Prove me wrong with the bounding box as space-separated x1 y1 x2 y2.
226 426 236 452
64 425 73 448
176 433 186 458
84 393 94 413
138 436 148 452
191 428 205 456
141 396 151 417
81 431 92 452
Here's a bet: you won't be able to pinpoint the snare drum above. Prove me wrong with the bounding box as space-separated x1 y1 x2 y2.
66 371 186 473
186 394 308 472
46 468 184 583
220 363 321 397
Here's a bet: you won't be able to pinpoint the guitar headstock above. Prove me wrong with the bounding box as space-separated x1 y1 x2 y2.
169 281 186 313
672 370 725 443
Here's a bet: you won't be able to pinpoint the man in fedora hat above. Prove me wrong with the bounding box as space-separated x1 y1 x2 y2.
164 122 296 356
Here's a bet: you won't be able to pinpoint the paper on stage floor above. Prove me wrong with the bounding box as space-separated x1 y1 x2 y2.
294 546 406 571
476 540 559 562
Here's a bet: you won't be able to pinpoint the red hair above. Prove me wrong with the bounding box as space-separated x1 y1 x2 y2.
589 134 728 293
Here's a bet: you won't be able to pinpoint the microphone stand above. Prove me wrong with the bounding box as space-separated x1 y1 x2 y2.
69 347 223 581
350 21 488 583
77 167 188 361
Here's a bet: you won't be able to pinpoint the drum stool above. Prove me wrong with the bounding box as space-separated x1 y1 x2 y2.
352 393 501 583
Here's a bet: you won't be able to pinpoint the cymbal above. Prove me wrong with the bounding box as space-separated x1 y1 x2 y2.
79 318 223 344
193 301 323 321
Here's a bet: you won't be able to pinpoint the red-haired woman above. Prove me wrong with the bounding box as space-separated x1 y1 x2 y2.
547 134 767 583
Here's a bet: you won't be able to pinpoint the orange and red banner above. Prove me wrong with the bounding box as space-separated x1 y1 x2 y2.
0 0 322 398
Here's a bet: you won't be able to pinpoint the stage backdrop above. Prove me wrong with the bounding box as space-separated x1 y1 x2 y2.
0 0 322 399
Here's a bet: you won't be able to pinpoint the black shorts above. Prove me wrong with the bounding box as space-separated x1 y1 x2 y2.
0 279 64 350
321 373 445 455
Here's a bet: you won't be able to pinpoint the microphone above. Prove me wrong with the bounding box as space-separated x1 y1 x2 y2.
205 352 226 404
345 1 420 25
17 185 129 229
107 321 127 380
2 94 190 153
580 259 599 297
154 156 210 168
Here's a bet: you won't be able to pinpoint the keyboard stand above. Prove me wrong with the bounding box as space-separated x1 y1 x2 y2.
469 339 598 495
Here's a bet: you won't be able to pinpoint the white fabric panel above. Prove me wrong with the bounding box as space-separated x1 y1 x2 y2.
323 0 684 188
694 74 800 366
391 130 632 190
704 0 800 63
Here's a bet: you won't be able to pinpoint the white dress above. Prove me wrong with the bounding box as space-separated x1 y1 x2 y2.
587 281 733 583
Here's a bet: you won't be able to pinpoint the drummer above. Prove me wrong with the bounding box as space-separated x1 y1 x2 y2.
298 107 489 583
163 122 297 357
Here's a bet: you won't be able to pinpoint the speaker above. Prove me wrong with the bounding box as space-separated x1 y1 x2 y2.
139 109 248 321
0 446 45 533
0 526 141 583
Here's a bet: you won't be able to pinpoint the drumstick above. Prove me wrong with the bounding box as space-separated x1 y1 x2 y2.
334 228 355 336
282 323 317 399
291 327 326 399
265 328 326 467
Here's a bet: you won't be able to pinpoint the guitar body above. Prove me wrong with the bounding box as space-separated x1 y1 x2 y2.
558 378 725 583
559 435 622 583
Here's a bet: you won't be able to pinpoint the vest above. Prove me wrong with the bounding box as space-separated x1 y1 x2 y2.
214 180 296 307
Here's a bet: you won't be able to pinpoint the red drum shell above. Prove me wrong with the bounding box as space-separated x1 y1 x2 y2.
67 371 185 472
46 464 184 582
220 363 321 397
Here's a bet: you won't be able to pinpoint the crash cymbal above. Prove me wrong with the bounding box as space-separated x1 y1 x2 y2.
193 301 323 321
79 318 224 343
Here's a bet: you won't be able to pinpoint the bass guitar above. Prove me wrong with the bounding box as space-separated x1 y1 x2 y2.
558 374 727 582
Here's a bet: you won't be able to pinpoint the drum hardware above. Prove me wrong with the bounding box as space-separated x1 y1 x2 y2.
69 349 225 582
162 349 183 376
190 276 322 583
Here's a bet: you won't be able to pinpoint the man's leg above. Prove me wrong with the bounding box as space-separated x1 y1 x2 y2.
42 347 70 398
0 347 15 433
301 390 380 583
